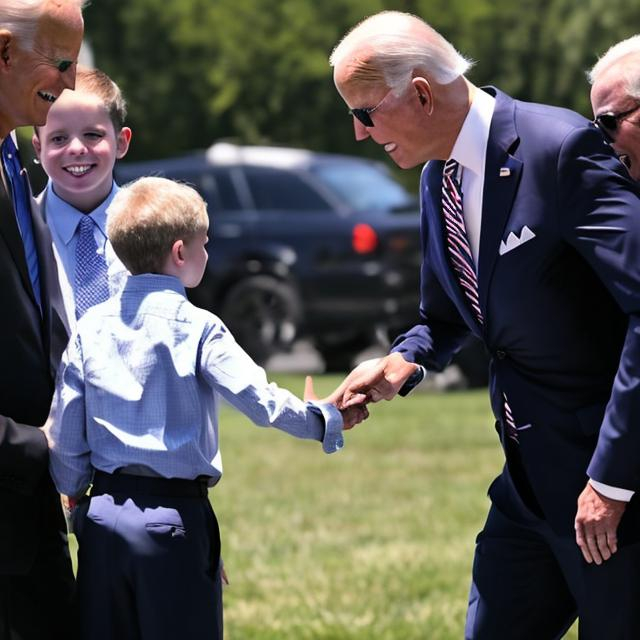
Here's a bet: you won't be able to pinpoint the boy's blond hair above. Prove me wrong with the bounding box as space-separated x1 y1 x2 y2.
107 177 208 274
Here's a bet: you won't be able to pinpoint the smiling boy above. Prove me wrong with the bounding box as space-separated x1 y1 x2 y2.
33 65 131 326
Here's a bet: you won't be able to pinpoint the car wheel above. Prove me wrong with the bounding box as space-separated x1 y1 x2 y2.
220 276 302 364
316 333 375 373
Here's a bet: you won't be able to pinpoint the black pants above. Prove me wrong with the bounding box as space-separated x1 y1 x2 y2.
0 480 76 640
465 501 640 639
75 472 222 640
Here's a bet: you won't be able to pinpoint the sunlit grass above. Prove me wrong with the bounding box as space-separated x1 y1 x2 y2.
68 375 577 638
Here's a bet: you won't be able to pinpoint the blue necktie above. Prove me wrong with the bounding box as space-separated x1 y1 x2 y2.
74 215 109 319
1 136 41 310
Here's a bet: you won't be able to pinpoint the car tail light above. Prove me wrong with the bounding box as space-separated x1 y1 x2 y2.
352 223 378 254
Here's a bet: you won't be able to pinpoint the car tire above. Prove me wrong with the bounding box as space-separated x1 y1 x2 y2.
220 276 302 364
316 333 375 373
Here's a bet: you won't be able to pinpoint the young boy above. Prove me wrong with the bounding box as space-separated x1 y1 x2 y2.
33 66 132 327
46 177 367 640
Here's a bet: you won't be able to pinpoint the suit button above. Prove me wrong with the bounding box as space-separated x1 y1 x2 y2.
496 349 507 360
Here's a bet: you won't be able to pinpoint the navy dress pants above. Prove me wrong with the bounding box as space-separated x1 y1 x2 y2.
74 472 222 640
465 499 640 639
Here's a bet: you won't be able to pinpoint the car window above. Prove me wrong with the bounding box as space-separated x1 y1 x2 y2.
310 162 416 212
243 167 330 211
140 167 243 211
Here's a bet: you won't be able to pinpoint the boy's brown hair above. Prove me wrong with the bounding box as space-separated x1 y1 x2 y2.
107 177 208 274
33 65 127 136
73 66 128 132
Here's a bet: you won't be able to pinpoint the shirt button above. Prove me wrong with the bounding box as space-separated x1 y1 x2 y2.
496 349 507 360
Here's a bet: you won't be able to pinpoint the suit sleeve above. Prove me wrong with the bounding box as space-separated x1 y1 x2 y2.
390 167 471 371
557 126 640 490
0 416 49 495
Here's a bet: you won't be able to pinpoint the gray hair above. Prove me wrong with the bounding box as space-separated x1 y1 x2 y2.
330 11 473 93
589 35 640 99
0 0 86 49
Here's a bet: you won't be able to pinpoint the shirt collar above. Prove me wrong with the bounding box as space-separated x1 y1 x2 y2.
47 180 119 245
449 88 496 177
121 273 186 297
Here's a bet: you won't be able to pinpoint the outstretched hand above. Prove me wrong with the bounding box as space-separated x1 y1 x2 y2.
304 376 369 429
334 353 419 408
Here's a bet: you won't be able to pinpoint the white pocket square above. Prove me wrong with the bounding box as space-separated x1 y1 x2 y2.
499 225 536 256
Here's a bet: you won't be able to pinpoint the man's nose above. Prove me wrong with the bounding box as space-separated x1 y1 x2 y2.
354 117 371 141
62 64 77 91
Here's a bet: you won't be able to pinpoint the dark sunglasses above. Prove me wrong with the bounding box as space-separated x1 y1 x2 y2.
593 104 640 143
36 49 75 73
54 59 74 72
348 90 391 127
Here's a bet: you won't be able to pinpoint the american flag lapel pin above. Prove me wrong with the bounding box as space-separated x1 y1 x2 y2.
499 167 511 177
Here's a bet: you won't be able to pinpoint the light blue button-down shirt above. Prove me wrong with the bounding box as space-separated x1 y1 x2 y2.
41 180 129 329
48 274 344 497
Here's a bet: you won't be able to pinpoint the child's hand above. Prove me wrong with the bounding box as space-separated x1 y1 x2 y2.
305 376 369 429
340 403 369 430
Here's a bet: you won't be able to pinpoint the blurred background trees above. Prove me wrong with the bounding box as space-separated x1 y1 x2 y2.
84 0 639 167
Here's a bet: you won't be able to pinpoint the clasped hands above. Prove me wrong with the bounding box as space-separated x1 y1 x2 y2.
304 353 420 429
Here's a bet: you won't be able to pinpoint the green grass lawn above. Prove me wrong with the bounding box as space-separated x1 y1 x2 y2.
69 375 577 639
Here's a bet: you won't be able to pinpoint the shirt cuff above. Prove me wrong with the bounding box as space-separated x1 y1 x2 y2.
307 401 344 454
589 479 634 502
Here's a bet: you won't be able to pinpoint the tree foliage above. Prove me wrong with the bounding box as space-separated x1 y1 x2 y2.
83 0 640 163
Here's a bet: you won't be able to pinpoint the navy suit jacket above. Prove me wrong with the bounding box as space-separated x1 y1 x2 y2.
392 87 640 535
0 136 69 573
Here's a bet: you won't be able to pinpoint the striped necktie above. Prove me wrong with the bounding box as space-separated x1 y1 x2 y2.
442 159 518 441
441 159 483 322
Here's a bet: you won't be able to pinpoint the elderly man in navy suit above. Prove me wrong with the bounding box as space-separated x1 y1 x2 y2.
589 35 640 183
0 1 84 638
330 11 640 639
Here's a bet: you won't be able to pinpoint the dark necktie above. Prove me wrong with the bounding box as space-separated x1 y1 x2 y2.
1 136 41 310
74 215 109 319
442 159 518 441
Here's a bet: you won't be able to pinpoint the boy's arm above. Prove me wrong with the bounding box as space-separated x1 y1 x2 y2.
199 321 354 453
47 333 92 498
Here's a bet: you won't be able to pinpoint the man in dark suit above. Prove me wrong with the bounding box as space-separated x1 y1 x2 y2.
589 35 640 183
0 1 84 638
330 11 640 639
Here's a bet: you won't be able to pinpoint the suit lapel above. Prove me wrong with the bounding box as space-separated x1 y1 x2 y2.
29 180 70 369
478 88 523 313
422 161 483 333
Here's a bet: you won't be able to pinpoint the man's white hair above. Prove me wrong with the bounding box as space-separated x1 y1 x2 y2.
330 11 473 93
589 35 640 99
0 0 85 49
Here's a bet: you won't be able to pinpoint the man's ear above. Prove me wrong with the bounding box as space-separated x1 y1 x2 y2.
0 31 13 73
412 76 433 115
32 132 41 160
116 127 132 159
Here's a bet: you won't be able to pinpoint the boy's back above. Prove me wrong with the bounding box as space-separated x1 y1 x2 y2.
51 272 343 498
46 177 366 640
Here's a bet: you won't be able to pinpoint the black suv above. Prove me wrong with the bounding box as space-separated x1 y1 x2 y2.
115 143 422 370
